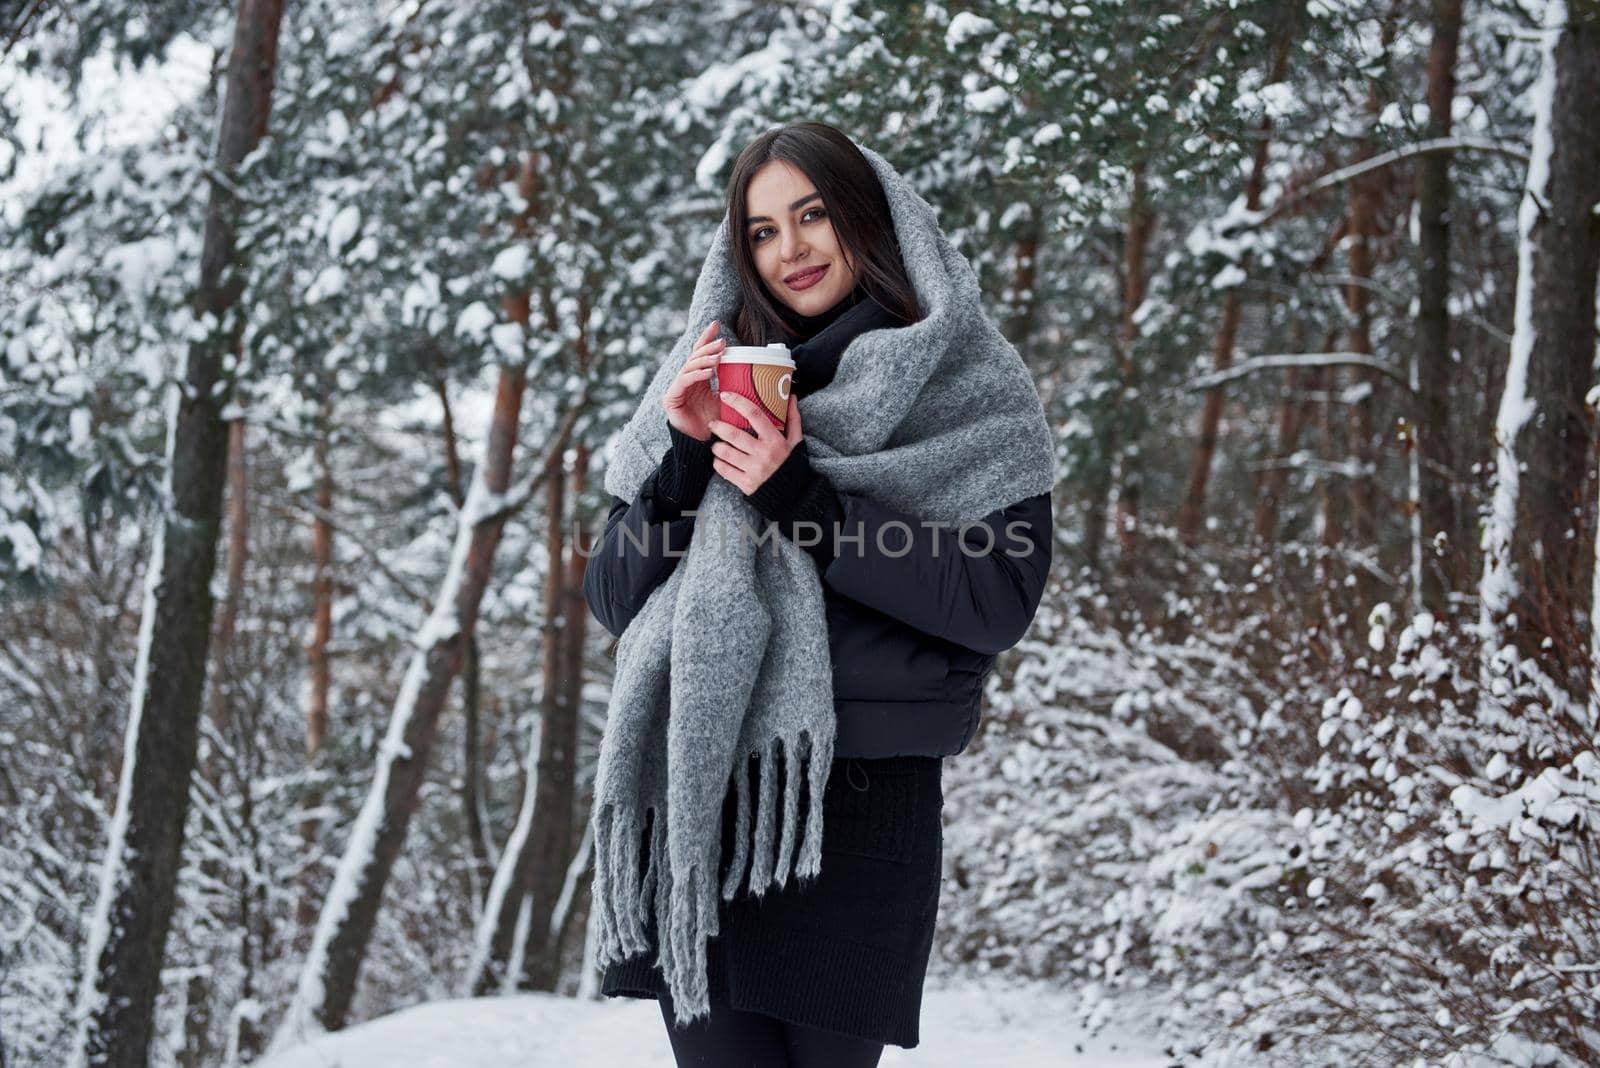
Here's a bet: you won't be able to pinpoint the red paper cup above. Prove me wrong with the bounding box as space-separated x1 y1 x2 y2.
717 343 794 433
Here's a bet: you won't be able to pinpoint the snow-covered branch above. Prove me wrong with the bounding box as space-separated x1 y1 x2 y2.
1181 351 1411 392
1229 137 1532 233
473 391 592 523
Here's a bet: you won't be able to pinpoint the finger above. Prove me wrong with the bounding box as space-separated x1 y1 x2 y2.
785 393 801 444
720 393 768 439
708 419 754 455
709 413 757 449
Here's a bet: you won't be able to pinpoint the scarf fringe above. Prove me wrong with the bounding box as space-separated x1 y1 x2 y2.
590 727 833 1025
591 802 647 966
719 748 753 902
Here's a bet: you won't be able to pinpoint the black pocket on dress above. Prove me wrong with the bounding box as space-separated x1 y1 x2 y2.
819 761 919 864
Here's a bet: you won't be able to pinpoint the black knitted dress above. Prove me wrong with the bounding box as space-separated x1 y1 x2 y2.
600 752 944 1049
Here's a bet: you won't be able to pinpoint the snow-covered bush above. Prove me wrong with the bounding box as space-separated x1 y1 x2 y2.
938 531 1600 1067
935 569 1305 1054
1221 608 1600 1067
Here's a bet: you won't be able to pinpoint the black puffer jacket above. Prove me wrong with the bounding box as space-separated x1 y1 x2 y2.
583 297 1053 758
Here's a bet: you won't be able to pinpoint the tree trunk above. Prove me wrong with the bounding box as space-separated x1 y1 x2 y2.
1345 121 1379 606
1345 10 1401 612
175 973 211 1068
558 441 590 791
296 421 335 933
460 631 491 900
183 405 252 1068
1005 219 1042 346
466 710 541 997
550 442 592 990
547 811 595 991
1114 162 1154 578
433 370 493 900
474 309 595 995
1180 12 1295 547
471 463 570 995
69 2 285 1065
234 682 270 1061
1478 0 1600 703
1316 364 1344 603
522 320 596 992
270 365 586 1044
1414 0 1464 611
436 370 465 508
465 145 564 996
1254 217 1347 544
1252 324 1326 544
515 464 578 991
1082 456 1113 574
207 413 250 754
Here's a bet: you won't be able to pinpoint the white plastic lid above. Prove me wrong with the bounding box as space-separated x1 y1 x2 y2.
721 343 793 366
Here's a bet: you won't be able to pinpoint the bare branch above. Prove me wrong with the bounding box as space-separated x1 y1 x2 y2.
261 494 432 607
476 385 594 523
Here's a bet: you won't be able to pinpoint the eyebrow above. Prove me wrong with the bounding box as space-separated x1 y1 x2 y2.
747 191 822 226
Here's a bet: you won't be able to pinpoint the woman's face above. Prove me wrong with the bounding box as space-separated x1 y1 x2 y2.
744 160 861 317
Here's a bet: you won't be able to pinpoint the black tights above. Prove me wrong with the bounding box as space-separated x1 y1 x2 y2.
657 994 886 1068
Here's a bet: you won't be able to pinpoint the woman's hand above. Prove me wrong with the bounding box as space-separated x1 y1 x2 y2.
662 320 725 441
709 391 802 495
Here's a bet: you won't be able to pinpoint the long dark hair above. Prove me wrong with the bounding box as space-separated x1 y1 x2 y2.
724 122 922 346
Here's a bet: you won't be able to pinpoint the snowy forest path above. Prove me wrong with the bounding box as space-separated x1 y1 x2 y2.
256 980 1177 1067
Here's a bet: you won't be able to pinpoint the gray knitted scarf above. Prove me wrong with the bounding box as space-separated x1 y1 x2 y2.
589 143 1057 1026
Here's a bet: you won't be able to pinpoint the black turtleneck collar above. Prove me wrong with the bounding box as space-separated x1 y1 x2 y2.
775 281 868 343
785 285 906 398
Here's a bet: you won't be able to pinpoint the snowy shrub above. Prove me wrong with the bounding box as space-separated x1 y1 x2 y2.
935 572 1303 1054
0 808 84 1067
938 523 1600 1068
1217 609 1600 1067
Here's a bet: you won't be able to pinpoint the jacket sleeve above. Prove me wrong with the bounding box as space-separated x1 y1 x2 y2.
745 444 1055 656
583 422 716 639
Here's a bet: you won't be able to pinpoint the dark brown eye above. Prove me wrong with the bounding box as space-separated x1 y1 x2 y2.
750 206 825 245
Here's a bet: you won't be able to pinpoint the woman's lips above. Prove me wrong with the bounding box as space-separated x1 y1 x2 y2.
787 264 828 290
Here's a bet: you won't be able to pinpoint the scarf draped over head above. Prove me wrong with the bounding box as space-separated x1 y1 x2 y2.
589 142 1057 1027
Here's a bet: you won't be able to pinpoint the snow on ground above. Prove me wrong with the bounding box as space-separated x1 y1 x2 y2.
258 978 1176 1067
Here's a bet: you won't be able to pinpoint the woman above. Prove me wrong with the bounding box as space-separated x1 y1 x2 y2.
583 122 1055 1067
